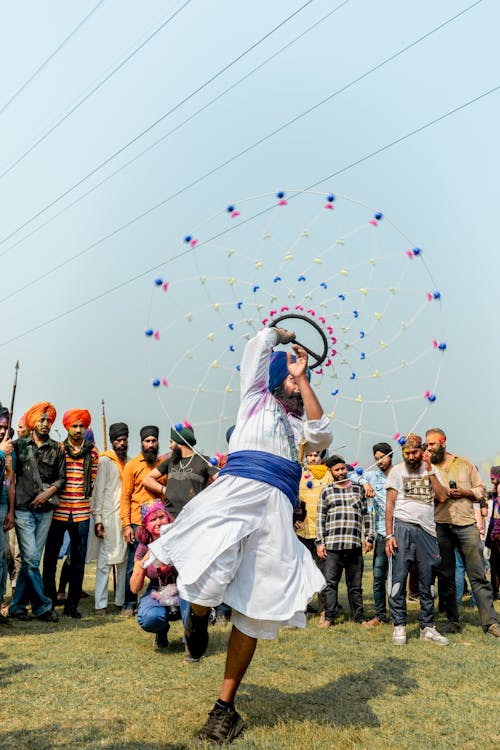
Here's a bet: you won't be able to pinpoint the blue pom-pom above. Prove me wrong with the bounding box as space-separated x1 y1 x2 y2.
350 372 356 380
413 247 421 256
338 294 345 301
398 436 406 445
298 275 306 282
327 194 335 202
360 331 365 339
184 234 192 243
438 342 447 350
209 457 218 466
353 310 359 318
433 291 441 299
154 278 163 286
145 329 154 337
236 364 241 371
228 322 234 330
360 352 366 360
227 205 235 213
152 379 161 387
356 467 364 475
320 281 328 289
175 423 182 430
374 212 383 220
276 191 285 199
229 344 235 352
306 480 313 488
273 276 282 283
253 285 260 292
428 393 437 402
237 301 243 309
331 389 339 396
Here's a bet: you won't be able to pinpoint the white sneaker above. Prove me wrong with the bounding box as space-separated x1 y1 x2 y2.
419 626 449 646
392 625 407 645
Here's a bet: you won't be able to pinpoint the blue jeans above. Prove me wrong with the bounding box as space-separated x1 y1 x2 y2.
123 523 139 610
373 534 389 621
436 522 497 629
10 508 53 617
389 521 441 628
455 548 476 606
42 516 90 609
137 590 170 634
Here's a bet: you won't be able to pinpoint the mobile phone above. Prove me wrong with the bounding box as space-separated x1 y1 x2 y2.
449 480 457 489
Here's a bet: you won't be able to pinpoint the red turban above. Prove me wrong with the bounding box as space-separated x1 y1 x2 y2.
62 409 91 430
24 402 57 430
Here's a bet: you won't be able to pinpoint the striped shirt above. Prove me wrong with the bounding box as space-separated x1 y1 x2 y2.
316 481 373 550
54 445 99 522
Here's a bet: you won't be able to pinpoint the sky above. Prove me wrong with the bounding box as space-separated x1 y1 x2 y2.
0 0 499 472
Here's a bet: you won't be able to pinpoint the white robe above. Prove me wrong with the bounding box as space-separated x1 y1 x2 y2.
149 328 332 625
89 454 128 565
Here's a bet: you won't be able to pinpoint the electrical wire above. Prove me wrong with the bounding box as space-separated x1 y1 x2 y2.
0 0 331 252
0 0 485 302
0 0 107 117
0 0 193 181
1 80 498 348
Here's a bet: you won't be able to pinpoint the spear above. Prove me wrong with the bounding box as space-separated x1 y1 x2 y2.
101 398 108 451
7 361 19 433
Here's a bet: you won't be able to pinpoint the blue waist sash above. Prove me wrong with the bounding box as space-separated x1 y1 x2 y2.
219 450 301 508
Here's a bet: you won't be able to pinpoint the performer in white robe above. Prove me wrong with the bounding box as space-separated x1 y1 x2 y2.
148 325 332 744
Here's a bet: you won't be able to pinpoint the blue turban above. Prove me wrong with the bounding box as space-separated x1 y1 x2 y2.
269 351 294 392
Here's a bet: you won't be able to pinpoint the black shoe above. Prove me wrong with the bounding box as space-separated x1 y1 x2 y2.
0 613 11 625
185 608 209 660
63 607 82 619
154 631 169 649
440 621 462 634
10 611 31 621
196 705 244 744
37 610 59 622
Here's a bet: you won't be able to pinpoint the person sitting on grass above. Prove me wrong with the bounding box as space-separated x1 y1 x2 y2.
130 501 179 649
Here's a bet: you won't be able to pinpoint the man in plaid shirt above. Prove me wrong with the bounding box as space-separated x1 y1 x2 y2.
316 455 374 628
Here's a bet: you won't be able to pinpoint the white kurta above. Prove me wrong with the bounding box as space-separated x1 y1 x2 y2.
149 328 332 630
89 454 128 565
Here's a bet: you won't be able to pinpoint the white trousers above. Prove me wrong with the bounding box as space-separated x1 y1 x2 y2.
94 539 126 609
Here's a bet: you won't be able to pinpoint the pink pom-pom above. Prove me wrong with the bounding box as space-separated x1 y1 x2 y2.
327 326 333 334
318 316 326 324
231 211 240 218
295 305 304 311
406 250 413 259
393 433 400 440
190 239 198 248
316 368 323 375
280 306 289 312
262 318 268 325
423 390 431 399
351 460 359 468
278 199 288 206
331 349 337 356
270 309 277 316
162 378 168 387
325 359 332 367
369 219 378 227
154 331 160 341
183 420 193 429
307 309 316 316
331 337 337 344
427 292 433 301
162 281 169 292
432 340 438 349
324 203 334 210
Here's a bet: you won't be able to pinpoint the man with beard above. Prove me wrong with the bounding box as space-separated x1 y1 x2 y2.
385 433 449 646
143 422 217 519
9 402 66 622
91 422 130 615
42 409 99 618
147 327 332 744
425 428 499 637
119 425 162 615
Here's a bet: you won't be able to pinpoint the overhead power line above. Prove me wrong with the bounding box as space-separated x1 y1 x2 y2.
0 0 334 253
0 0 193 181
0 0 485 302
1 80 498 348
0 0 107 117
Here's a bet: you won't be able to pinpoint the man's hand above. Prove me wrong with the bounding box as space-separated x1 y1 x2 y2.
364 541 373 553
448 487 473 500
385 536 398 557
275 327 296 345
31 489 54 508
364 482 375 498
287 344 308 379
0 437 13 456
123 525 135 544
294 519 304 531
95 522 105 538
4 510 14 531
316 543 327 560
422 450 433 472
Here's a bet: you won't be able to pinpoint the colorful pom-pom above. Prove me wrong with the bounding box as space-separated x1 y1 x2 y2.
184 235 192 243
413 247 422 256
331 389 339 396
154 278 163 286
152 379 161 387
398 436 407 445
374 212 383 220
356 467 364 475
227 205 235 213
145 329 154 337
327 194 335 203
306 481 313 488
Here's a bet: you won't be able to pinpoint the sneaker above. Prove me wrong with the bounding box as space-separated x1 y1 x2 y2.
392 625 407 645
95 608 108 616
120 607 135 617
37 610 59 623
185 608 209 660
154 631 169 649
486 623 500 638
9 611 31 621
420 626 449 646
196 705 244 744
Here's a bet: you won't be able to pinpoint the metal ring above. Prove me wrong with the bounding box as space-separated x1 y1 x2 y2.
268 313 329 369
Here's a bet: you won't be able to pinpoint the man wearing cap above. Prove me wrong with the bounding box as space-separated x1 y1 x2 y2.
385 433 449 646
91 422 130 615
143 422 218 519
120 425 162 615
9 402 66 622
425 428 499 638
42 409 99 618
148 326 332 743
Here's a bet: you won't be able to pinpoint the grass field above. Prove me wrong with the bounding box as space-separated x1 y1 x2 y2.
0 559 498 750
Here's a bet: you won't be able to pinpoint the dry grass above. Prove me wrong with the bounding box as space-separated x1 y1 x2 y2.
0 559 498 750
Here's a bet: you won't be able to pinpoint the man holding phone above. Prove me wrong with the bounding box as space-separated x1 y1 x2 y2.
425 428 499 638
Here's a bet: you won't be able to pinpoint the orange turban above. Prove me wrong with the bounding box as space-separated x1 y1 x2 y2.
62 409 91 430
24 402 57 430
